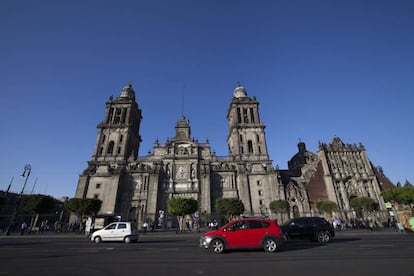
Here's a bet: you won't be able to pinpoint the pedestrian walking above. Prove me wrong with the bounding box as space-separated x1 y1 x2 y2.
142 222 148 234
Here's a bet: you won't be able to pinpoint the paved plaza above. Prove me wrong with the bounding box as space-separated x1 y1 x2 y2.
0 229 413 276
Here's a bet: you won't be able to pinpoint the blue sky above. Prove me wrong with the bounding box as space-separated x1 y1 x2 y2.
1 0 413 199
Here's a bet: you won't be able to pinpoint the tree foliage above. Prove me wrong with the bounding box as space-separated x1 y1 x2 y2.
315 200 338 215
269 200 289 214
269 199 289 223
19 194 56 232
381 186 414 205
350 197 379 217
20 194 55 214
215 198 245 220
168 197 198 216
167 197 198 231
66 198 102 219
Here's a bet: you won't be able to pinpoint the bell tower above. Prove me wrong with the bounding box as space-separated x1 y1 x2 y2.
226 83 269 161
92 84 142 162
75 84 143 216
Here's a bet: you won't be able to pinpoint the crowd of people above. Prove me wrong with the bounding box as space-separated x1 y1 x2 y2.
12 215 408 236
19 219 53 235
330 217 398 231
16 219 88 235
207 220 219 230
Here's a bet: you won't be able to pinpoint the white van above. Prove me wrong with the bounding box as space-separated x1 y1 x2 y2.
91 222 139 243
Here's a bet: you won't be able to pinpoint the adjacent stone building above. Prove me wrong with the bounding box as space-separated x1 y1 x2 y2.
75 83 394 227
281 139 394 222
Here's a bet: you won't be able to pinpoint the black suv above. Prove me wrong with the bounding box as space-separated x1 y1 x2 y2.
281 217 335 244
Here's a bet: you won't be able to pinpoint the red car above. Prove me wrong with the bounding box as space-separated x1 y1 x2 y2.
199 218 284 254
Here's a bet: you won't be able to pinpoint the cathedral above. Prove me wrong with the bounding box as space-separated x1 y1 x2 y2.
75 83 394 227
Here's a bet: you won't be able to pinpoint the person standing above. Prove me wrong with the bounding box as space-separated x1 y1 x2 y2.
21 221 27 235
85 217 93 236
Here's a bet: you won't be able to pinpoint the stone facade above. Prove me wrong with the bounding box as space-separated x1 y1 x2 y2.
75 83 394 227
280 138 395 223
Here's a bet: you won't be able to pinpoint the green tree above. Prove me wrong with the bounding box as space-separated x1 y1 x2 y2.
315 200 338 219
350 197 379 218
381 186 414 206
167 197 198 232
66 198 102 220
381 188 398 203
19 194 55 232
215 198 245 222
20 194 55 214
269 199 289 223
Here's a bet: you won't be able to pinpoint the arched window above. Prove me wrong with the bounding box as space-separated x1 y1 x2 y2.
121 108 127 124
248 140 253 153
243 108 248 123
107 141 114 154
237 108 242 123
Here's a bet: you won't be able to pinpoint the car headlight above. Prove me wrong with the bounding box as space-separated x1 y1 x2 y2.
200 236 213 247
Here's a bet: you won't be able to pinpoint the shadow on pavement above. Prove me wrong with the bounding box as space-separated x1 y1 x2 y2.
279 237 360 252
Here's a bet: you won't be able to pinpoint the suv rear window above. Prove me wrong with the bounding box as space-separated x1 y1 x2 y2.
248 220 267 229
311 217 327 225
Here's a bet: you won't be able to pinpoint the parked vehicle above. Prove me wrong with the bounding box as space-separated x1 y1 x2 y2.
199 218 284 254
91 222 138 243
281 216 335 244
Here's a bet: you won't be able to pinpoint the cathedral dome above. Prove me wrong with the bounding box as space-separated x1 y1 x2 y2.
119 84 136 101
233 82 247 98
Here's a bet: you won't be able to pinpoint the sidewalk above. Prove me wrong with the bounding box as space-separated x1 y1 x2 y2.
0 231 86 238
333 228 405 235
0 228 205 239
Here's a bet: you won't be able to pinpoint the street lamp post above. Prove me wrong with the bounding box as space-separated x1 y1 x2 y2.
5 164 31 236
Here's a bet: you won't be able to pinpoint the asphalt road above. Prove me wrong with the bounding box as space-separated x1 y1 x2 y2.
0 230 413 276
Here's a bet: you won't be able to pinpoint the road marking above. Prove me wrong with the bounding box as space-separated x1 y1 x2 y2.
359 244 394 247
